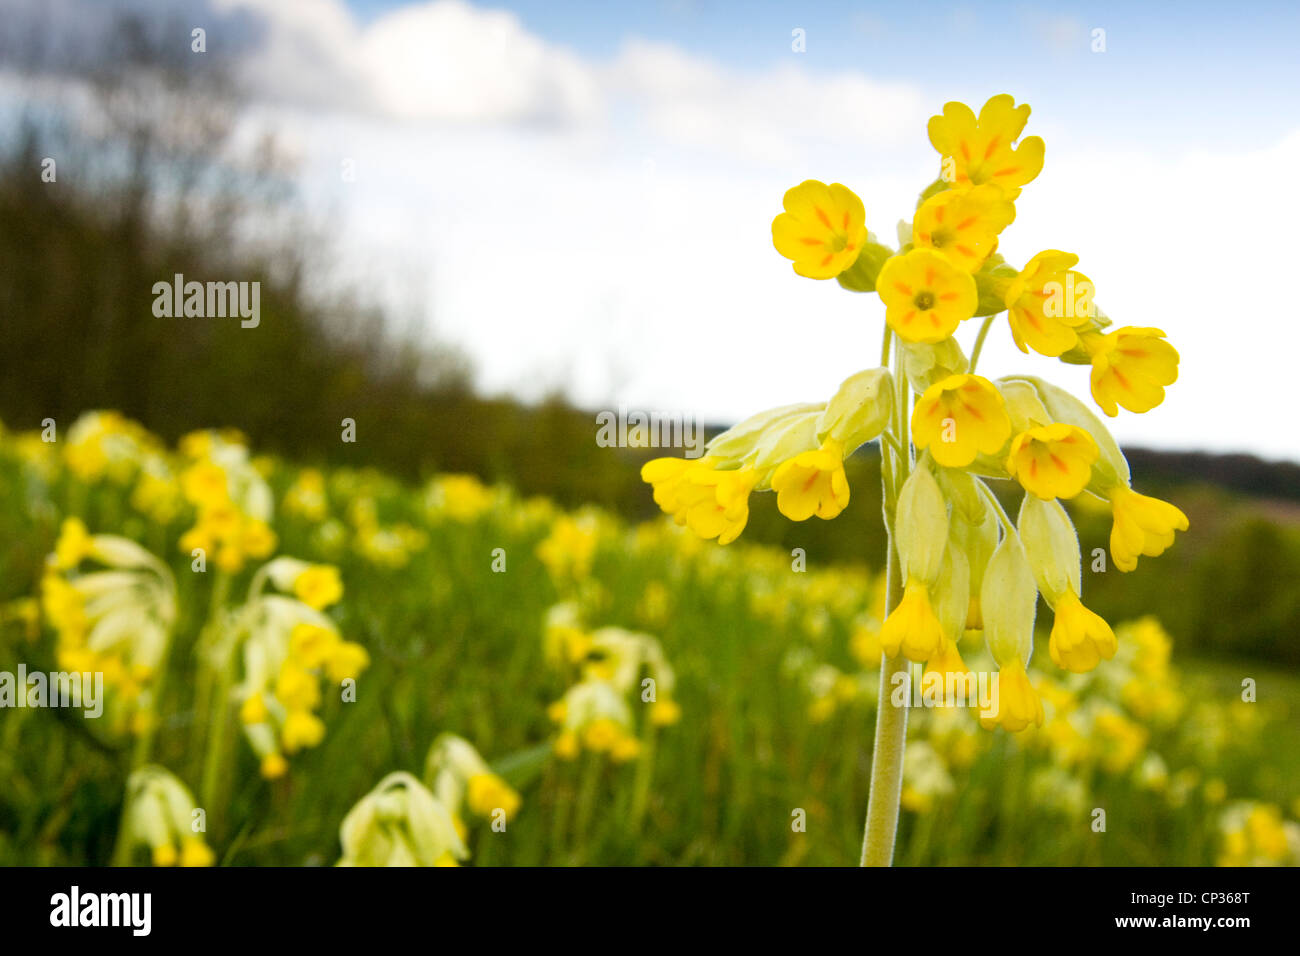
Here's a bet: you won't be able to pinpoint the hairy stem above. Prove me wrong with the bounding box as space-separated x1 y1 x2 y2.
861 337 912 866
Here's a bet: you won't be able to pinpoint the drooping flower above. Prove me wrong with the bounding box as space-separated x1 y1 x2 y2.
1082 327 1180 417
770 439 850 521
981 658 1044 732
927 94 1045 199
1049 590 1118 673
912 184 1015 273
1005 423 1099 500
1003 250 1094 356
880 579 945 662
876 249 978 343
911 374 1012 467
1106 484 1189 572
771 180 868 279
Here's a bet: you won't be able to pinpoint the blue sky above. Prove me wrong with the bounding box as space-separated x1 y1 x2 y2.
346 0 1300 152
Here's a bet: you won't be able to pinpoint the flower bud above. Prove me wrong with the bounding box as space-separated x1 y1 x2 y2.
996 378 1052 434
836 235 896 292
980 530 1038 667
1017 495 1080 603
901 337 968 394
817 368 894 450
932 543 971 643
706 403 821 463
894 466 949 586
746 409 823 477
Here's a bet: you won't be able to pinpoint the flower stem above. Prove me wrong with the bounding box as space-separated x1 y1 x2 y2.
968 315 996 374
861 336 912 866
860 536 909 865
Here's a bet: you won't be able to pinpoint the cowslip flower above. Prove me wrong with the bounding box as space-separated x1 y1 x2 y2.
881 468 950 662
680 466 761 543
770 439 849 521
337 772 467 867
771 180 868 278
911 374 1012 468
1003 251 1093 356
1005 423 1099 500
877 249 978 343
1018 495 1116 673
927 94 1045 199
1105 484 1189 572
982 658 1044 732
120 767 216 867
912 184 1015 273
881 579 945 662
979 532 1044 732
1049 591 1117 673
1082 327 1180 417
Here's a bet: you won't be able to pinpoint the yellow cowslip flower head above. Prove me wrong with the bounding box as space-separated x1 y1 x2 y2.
771 180 868 279
1049 591 1117 673
981 658 1044 732
880 579 944 662
1003 251 1094 356
426 733 523 822
337 772 468 867
292 564 343 611
53 516 93 570
121 766 216 867
912 184 1015 273
466 773 523 819
911 374 1012 467
770 439 849 521
42 528 177 732
876 249 978 343
681 466 762 542
282 468 328 522
281 709 326 753
1005 423 1099 500
263 557 344 611
260 752 289 779
649 697 682 726
425 473 496 522
927 94 1045 199
551 677 637 760
1104 484 1189 572
1081 326 1180 417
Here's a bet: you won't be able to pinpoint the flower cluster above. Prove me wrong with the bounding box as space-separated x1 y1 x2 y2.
42 517 177 735
233 557 368 778
119 766 216 867
543 603 681 761
177 429 277 574
339 734 523 867
643 94 1188 732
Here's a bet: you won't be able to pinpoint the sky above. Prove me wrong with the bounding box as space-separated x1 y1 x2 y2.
5 0 1300 461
